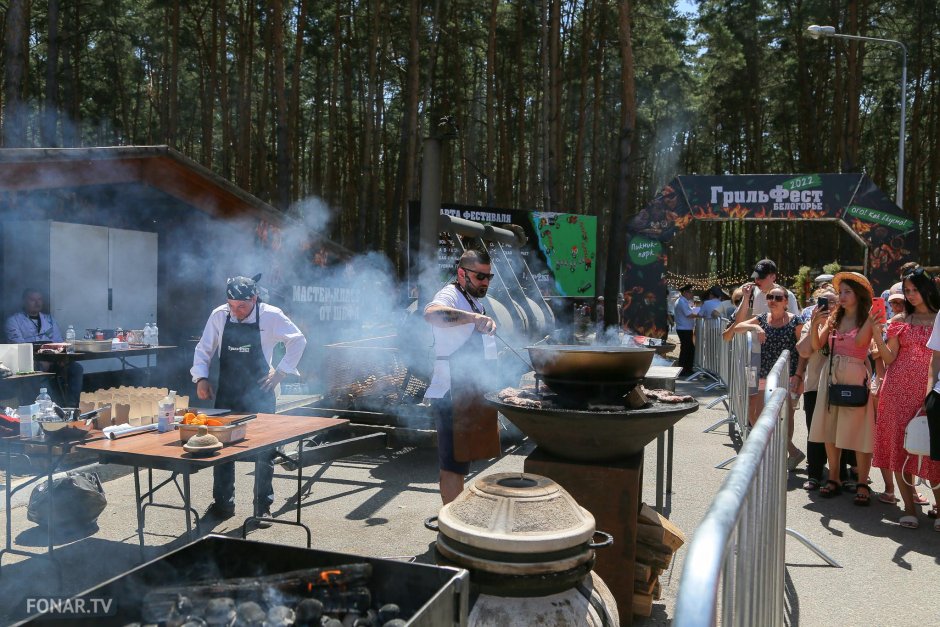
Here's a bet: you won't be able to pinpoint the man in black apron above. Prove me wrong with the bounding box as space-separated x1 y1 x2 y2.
191 275 307 525
423 250 500 503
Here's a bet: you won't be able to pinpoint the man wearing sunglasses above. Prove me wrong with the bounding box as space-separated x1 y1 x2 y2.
734 258 800 323
423 249 500 503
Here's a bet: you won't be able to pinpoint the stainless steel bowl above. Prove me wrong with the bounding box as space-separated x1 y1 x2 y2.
36 408 97 441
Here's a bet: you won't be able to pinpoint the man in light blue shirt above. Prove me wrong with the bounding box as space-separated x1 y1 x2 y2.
674 284 697 376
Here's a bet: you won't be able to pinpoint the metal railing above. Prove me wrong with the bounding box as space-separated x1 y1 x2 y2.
674 353 791 627
674 351 840 627
689 318 727 391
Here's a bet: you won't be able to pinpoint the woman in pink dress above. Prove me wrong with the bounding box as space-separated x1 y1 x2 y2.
809 272 877 504
871 267 940 529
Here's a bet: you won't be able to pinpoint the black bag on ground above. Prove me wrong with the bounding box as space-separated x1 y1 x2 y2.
27 471 107 528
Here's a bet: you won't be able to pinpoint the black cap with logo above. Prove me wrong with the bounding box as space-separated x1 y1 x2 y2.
751 259 777 280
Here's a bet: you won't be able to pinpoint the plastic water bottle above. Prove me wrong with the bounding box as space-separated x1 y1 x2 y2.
65 325 76 353
36 388 54 420
157 390 175 433
143 323 153 346
151 322 159 347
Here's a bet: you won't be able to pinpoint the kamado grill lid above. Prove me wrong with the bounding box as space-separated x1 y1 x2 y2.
436 473 595 554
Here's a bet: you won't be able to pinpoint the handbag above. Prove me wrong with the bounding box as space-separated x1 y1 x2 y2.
826 336 869 408
901 409 934 487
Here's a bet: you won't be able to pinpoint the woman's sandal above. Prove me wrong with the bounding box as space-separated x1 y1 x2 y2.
913 492 929 505
819 480 841 498
854 483 872 506
878 491 899 504
928 507 939 519
899 515 919 529
803 478 820 491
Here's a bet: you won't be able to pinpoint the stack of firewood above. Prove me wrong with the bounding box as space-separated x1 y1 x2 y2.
633 503 686 617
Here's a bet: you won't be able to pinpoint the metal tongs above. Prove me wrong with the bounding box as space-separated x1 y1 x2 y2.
52 404 109 425
229 414 257 425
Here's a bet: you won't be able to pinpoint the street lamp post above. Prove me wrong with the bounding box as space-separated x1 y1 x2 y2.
806 24 908 210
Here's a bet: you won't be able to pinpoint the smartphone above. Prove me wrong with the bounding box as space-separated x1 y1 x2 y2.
816 296 829 312
871 297 886 321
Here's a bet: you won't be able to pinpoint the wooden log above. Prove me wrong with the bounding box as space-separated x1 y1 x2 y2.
638 503 686 552
633 572 657 595
634 542 672 571
634 562 651 583
633 592 653 617
653 579 662 600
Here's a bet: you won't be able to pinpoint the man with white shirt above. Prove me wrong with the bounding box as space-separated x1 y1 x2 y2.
191 274 307 524
424 249 500 503
735 259 800 322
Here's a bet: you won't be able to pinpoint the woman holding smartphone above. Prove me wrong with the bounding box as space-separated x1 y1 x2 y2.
871 267 940 529
808 272 877 504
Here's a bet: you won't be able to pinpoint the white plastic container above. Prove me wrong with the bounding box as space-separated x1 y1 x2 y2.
157 392 175 433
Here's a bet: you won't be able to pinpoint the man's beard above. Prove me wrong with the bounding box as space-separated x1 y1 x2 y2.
465 282 488 298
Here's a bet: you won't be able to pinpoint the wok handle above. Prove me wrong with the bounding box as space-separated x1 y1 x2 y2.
424 516 440 532
588 530 614 549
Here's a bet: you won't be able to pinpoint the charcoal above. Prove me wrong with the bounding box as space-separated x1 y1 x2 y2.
205 598 236 626
266 605 295 626
294 599 324 625
179 620 208 627
381 620 406 627
377 604 399 623
321 619 342 627
234 601 266 626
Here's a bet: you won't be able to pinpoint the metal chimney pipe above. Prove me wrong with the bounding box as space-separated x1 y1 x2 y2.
418 137 443 306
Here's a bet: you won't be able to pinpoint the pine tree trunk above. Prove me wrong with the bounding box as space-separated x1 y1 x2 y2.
2 0 30 147
272 0 290 210
43 0 60 146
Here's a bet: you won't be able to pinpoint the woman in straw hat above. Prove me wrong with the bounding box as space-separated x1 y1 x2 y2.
808 272 878 504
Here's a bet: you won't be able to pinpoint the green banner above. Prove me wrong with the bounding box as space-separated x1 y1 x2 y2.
782 175 822 191
628 236 662 266
846 205 915 232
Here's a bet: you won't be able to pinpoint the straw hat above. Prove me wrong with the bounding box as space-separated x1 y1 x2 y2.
832 271 873 297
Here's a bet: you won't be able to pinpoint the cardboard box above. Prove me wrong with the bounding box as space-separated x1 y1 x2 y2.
0 343 35 373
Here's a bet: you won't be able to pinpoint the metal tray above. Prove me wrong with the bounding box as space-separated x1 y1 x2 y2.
21 535 468 626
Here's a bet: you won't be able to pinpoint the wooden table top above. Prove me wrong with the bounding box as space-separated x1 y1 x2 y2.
77 414 348 471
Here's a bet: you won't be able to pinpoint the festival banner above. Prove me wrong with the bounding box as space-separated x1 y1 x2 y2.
624 174 918 339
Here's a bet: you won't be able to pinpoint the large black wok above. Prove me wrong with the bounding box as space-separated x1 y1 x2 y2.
526 345 655 400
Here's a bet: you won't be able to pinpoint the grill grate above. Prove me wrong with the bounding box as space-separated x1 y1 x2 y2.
324 336 428 409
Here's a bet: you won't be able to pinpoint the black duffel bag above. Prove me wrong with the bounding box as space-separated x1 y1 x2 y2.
27 471 107 529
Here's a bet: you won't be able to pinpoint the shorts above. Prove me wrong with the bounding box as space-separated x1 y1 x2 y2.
428 394 471 475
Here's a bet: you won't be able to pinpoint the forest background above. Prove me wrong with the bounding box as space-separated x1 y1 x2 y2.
2 0 938 290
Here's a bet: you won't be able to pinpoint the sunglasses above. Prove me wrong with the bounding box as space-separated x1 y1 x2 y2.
903 266 926 279
461 267 494 281
766 294 787 302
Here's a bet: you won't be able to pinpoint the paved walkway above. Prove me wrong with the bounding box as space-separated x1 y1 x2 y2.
1 377 937 625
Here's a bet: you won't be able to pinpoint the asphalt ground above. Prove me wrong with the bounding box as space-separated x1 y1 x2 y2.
1 376 938 625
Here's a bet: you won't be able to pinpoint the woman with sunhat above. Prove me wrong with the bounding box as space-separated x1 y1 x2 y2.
808 271 878 504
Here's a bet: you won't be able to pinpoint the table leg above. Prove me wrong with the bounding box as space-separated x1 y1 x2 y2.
46 448 55 558
296 439 303 525
134 466 145 559
2 442 12 570
666 426 675 495
148 468 154 505
183 472 193 539
655 433 665 513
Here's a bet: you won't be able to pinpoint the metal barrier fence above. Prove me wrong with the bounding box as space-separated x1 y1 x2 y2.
674 351 841 627
673 352 791 627
690 318 728 392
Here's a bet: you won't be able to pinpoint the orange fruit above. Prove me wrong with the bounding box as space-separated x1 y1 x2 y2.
206 419 223 426
193 414 208 425
183 412 197 425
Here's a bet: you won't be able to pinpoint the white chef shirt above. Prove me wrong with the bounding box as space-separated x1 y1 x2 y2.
927 311 940 394
423 284 496 399
190 302 306 382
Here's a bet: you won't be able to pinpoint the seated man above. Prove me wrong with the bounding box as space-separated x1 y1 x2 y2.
5 288 83 406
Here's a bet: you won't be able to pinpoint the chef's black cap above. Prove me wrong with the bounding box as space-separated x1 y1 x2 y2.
226 274 262 300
